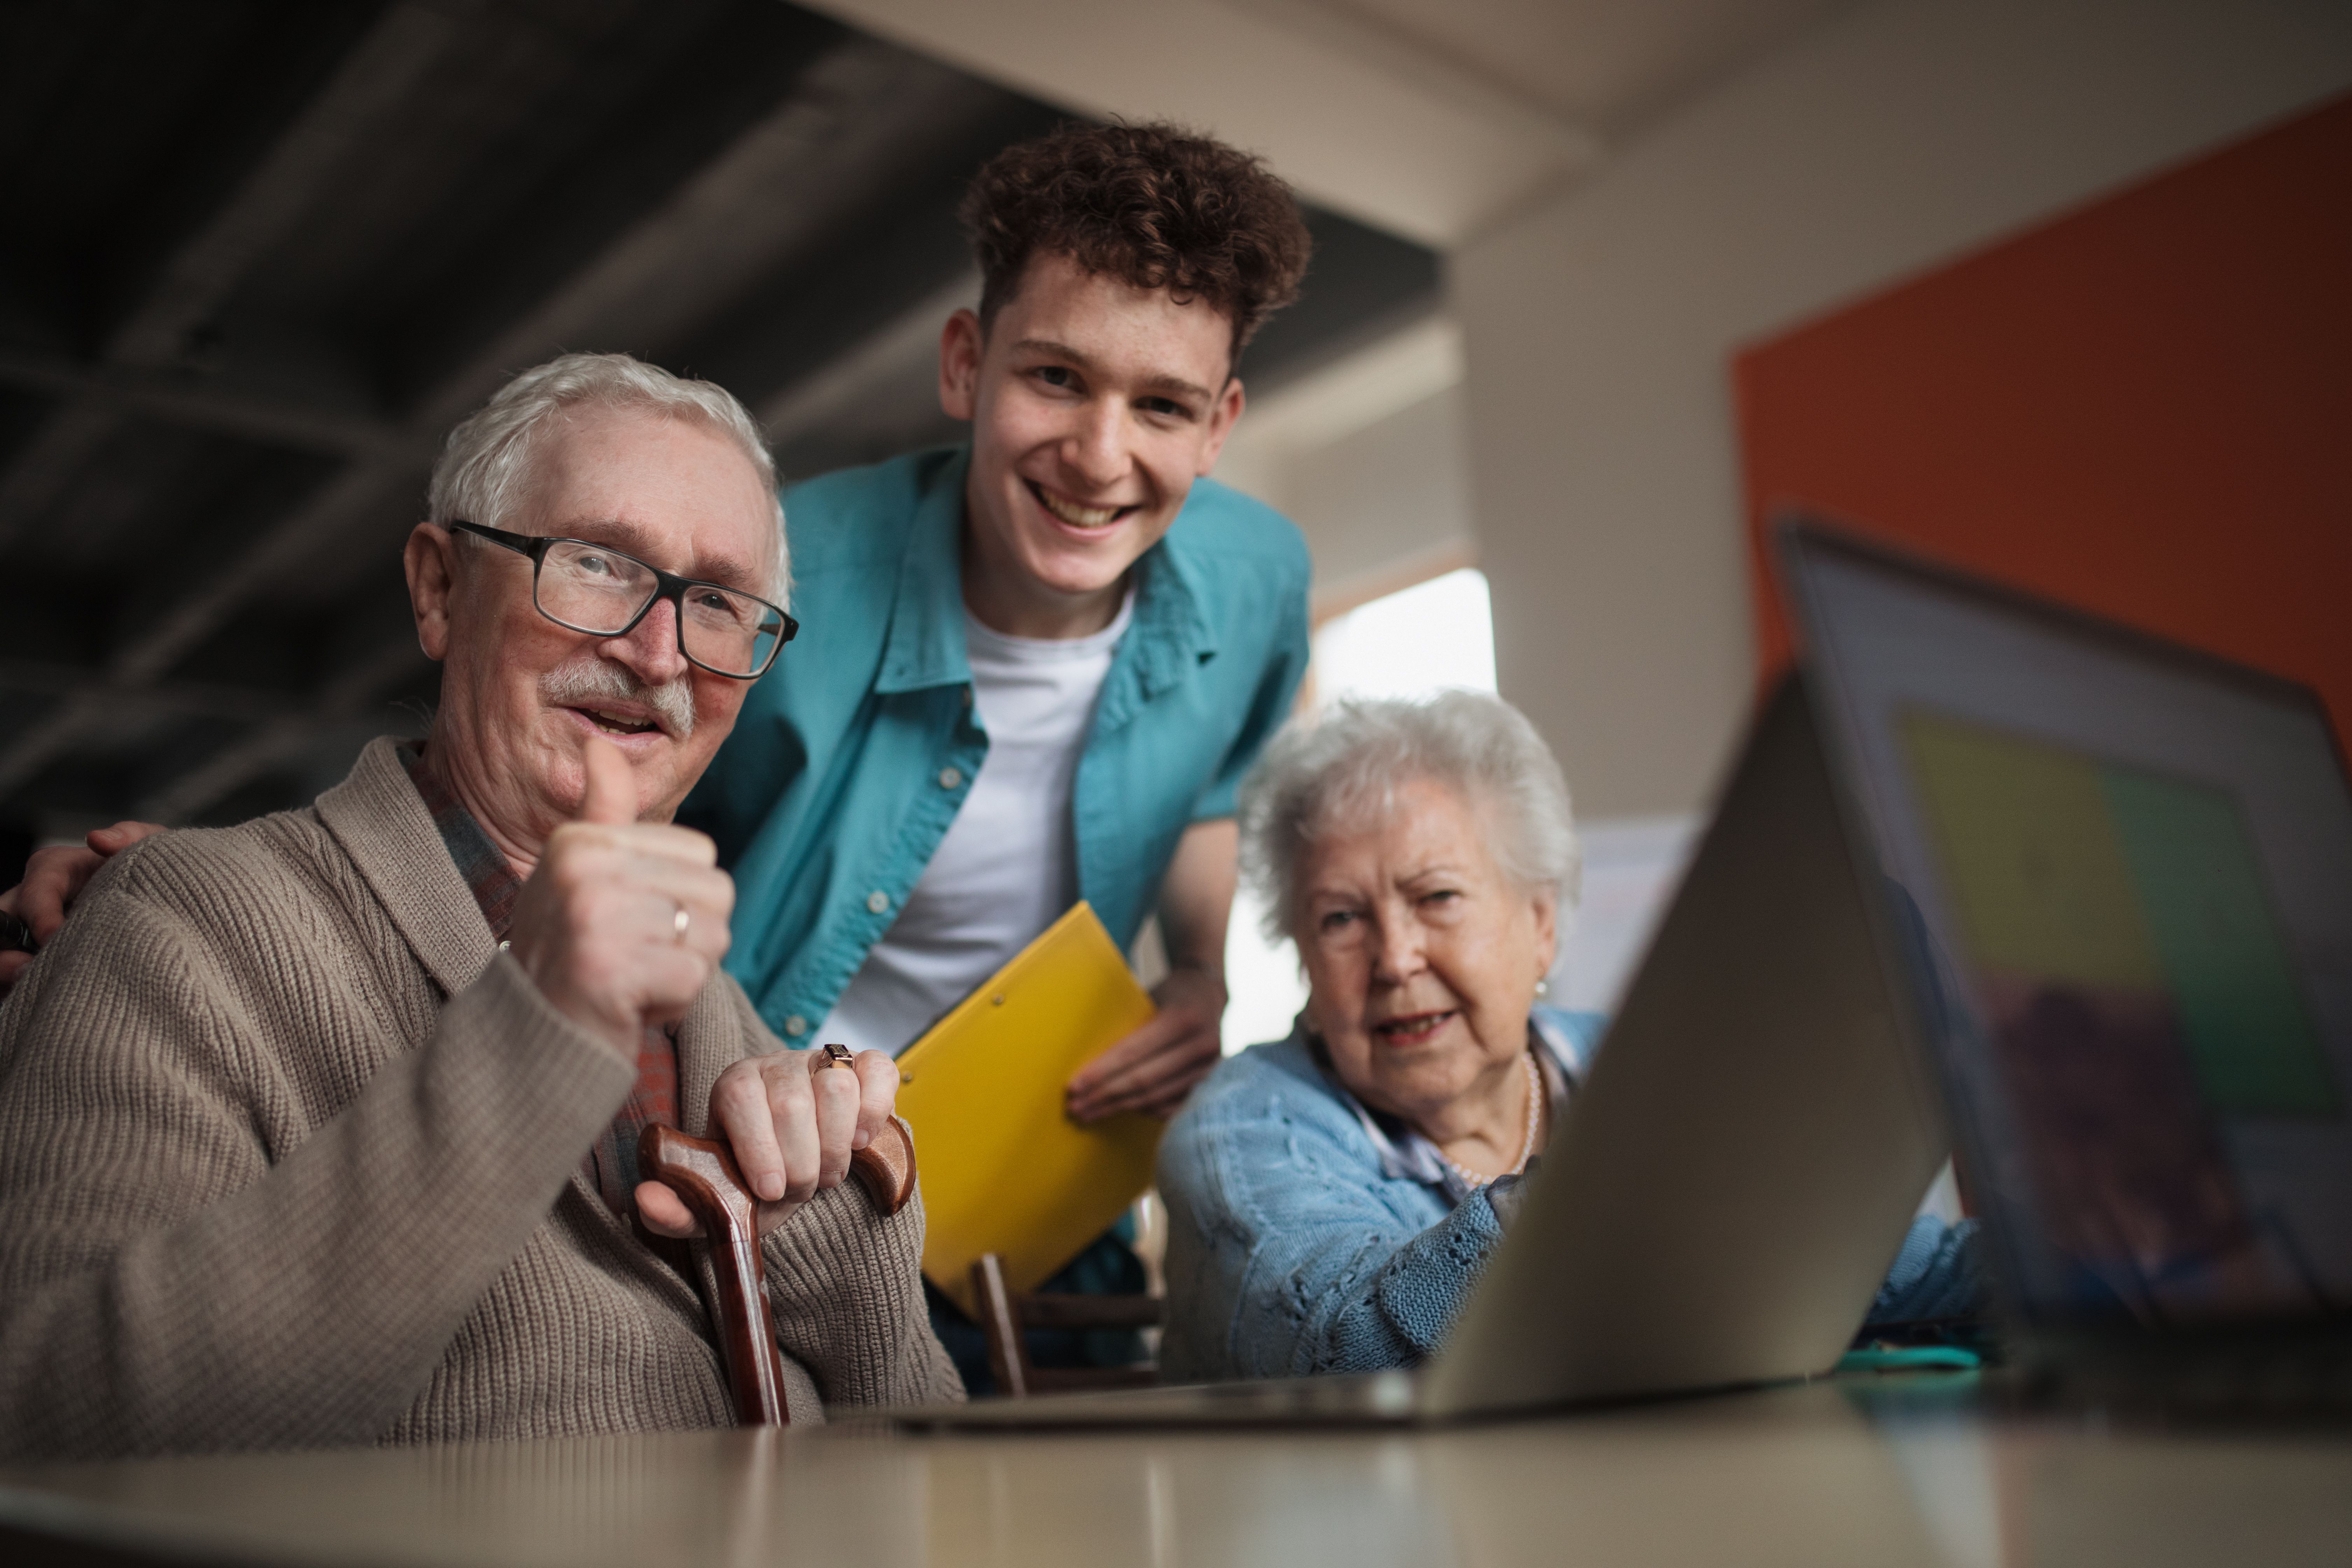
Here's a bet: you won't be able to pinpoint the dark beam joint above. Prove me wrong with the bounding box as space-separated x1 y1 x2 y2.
0 660 296 726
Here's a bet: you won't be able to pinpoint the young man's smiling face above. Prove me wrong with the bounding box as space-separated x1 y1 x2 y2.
941 251 1246 637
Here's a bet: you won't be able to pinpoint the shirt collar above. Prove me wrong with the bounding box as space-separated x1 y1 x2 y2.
872 445 1220 699
1094 517 1218 736
1307 1013 1586 1206
312 737 500 998
874 449 975 695
398 743 524 943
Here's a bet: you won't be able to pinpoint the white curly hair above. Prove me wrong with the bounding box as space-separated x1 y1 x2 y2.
426 351 789 604
1238 691 1580 943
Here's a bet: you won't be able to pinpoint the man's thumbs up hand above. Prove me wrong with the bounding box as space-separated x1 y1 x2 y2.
576 732 639 826
506 733 734 1059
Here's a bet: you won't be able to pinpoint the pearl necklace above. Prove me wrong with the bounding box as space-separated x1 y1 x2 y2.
1437 1052 1544 1191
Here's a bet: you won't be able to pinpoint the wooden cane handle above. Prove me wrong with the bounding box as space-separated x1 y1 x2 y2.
638 1123 789 1425
637 1116 919 1426
852 1116 919 1216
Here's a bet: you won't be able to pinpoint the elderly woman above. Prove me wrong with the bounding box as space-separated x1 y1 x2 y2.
1156 692 1976 1382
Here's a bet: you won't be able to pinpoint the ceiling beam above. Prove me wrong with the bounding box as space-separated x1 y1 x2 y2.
0 699 114 803
107 4 469 371
109 465 413 688
404 37 993 433
132 633 432 824
0 624 427 820
757 272 973 443
0 346 419 464
0 2 467 555
0 660 298 724
0 403 121 552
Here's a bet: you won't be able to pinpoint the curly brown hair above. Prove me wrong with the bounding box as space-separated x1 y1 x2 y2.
960 120 1313 365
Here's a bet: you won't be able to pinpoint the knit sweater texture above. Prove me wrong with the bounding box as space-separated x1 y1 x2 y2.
0 738 960 1461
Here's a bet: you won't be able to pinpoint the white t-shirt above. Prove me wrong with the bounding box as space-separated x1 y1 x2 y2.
815 591 1135 1056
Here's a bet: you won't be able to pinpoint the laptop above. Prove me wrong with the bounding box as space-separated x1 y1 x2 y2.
1779 522 2352 1412
892 624 1952 1429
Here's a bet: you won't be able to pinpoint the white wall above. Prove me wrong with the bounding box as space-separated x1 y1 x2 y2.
1457 0 2352 816
803 0 1597 245
1213 315 1475 608
1280 388 1474 602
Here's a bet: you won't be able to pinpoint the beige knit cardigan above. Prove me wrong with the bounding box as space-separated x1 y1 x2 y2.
0 738 960 1461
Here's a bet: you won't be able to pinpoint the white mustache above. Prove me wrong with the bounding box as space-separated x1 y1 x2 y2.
540 659 695 739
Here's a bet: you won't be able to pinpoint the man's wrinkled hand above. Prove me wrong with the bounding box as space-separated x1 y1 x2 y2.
1065 964 1227 1123
0 821 166 992
636 1046 901 1238
505 736 733 1058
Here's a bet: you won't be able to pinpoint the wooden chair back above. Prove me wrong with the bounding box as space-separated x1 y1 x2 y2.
968 1252 1162 1398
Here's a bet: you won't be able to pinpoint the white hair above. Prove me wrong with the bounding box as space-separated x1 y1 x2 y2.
427 351 790 605
1238 691 1580 943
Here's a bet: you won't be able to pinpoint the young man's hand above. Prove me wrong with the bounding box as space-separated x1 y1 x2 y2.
0 821 167 993
1064 816 1238 1122
637 1046 901 1238
1065 963 1227 1123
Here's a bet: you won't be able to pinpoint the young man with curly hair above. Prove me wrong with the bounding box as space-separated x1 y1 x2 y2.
676 121 1316 1384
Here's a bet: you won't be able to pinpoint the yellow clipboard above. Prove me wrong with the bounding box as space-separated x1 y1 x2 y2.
894 902 1161 1314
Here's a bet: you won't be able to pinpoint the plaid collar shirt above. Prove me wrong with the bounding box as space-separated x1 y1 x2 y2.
401 746 677 1218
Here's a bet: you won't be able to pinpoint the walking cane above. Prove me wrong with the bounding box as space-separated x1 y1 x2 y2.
639 1052 916 1425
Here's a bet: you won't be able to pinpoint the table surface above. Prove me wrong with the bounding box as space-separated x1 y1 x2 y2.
3 1374 2347 1568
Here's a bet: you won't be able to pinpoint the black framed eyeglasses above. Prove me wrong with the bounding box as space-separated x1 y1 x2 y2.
449 520 796 680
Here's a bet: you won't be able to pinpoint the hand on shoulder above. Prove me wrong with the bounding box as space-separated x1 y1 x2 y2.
0 821 166 993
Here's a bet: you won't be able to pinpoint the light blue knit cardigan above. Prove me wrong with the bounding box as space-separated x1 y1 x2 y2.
1155 1008 1979 1383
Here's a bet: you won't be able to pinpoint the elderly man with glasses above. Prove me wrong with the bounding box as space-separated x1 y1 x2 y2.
0 353 959 1462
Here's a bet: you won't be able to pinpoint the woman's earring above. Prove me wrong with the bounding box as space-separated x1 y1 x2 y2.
1534 978 1550 998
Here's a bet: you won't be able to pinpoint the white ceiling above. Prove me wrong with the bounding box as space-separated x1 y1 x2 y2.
1318 0 1855 133
805 0 1861 243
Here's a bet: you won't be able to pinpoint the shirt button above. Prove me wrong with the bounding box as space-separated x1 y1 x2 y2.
866 890 891 915
938 766 962 790
784 1015 808 1037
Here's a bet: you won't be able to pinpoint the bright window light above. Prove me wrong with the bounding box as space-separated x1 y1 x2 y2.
1311 567 1497 705
1222 567 1497 1053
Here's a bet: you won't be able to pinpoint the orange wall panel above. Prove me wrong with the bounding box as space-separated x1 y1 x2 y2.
1736 92 2352 738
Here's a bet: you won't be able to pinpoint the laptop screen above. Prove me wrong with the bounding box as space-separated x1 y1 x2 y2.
1783 526 2352 1330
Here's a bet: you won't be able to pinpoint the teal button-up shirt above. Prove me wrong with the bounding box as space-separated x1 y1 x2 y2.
682 446 1312 1044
